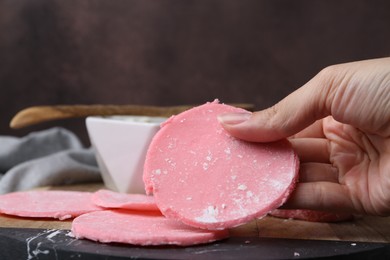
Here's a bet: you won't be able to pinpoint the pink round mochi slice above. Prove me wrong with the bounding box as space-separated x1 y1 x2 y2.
71 209 229 246
269 209 353 222
91 189 159 211
143 100 299 230
0 190 102 220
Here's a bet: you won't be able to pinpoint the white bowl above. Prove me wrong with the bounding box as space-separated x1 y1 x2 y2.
86 116 166 194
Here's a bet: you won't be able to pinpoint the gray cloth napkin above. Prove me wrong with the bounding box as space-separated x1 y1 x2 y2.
0 127 101 194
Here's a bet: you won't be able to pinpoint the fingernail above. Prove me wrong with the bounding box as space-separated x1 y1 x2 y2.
217 112 252 125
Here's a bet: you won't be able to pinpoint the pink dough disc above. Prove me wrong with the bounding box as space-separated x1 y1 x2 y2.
0 190 102 220
91 189 159 211
269 209 353 222
71 209 229 246
144 100 299 230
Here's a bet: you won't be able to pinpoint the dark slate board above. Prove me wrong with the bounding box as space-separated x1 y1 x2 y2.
0 228 389 259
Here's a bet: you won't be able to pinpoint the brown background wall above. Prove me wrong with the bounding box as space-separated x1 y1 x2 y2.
1 0 390 144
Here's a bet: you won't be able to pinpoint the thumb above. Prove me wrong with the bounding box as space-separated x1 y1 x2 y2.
219 72 332 142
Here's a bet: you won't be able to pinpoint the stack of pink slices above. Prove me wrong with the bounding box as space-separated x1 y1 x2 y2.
0 101 351 246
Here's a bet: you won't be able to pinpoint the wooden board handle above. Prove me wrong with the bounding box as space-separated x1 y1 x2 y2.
10 103 254 129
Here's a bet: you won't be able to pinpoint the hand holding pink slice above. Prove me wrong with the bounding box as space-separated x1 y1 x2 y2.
91 189 159 211
0 190 102 220
144 100 299 230
71 209 229 246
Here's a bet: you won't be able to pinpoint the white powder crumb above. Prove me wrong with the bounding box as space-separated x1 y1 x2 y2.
237 154 243 159
203 162 209 170
167 138 177 149
154 169 161 175
207 206 217 214
224 148 231 155
165 158 176 167
246 191 253 198
270 179 283 190
238 184 247 191
221 204 227 209
180 119 186 123
294 252 300 257
244 240 251 244
351 243 357 246
231 175 237 180
195 206 219 223
66 231 75 238
186 197 192 201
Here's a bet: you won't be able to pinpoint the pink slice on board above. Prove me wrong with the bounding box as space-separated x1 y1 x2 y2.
144 100 299 230
71 209 229 246
91 189 159 211
0 190 102 220
269 209 353 222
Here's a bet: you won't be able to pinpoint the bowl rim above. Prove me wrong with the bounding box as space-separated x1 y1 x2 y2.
86 115 167 125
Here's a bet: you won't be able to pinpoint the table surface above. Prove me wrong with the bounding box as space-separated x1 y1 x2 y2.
0 183 389 243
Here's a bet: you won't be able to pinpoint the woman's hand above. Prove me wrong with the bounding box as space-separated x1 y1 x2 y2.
218 58 390 216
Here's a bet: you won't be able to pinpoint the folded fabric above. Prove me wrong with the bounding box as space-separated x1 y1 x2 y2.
0 127 101 194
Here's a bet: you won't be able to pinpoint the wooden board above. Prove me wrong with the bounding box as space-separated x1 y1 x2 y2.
257 215 390 243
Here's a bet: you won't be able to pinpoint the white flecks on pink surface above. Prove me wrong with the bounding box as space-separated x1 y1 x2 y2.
143 100 299 230
195 206 220 224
